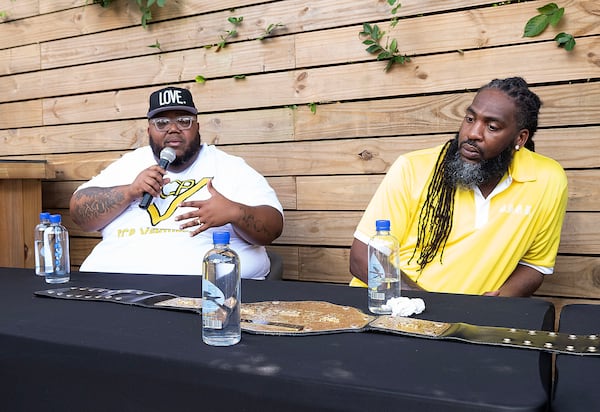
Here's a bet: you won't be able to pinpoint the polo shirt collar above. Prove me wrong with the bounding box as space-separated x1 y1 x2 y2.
508 148 536 183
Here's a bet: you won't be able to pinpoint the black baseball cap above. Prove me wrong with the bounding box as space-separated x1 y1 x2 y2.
147 86 198 118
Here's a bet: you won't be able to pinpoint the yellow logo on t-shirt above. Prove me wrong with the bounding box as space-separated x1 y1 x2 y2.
147 177 211 225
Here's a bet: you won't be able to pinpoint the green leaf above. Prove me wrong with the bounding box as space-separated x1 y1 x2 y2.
362 23 372 36
233 74 246 79
554 32 569 43
362 39 376 45
523 14 549 37
537 3 559 15
372 25 383 40
195 75 206 84
564 37 576 51
395 55 410 64
366 44 382 54
548 7 564 27
308 103 317 114
389 38 398 54
554 32 576 51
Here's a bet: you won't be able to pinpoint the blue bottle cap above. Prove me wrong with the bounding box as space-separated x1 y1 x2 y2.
213 231 230 244
49 214 62 224
375 220 391 231
40 212 51 220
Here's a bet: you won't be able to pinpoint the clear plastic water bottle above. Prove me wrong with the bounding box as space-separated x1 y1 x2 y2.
202 231 241 346
43 214 70 284
368 219 401 314
34 212 51 276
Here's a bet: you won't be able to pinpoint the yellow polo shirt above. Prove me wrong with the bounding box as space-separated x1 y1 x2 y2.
352 145 568 295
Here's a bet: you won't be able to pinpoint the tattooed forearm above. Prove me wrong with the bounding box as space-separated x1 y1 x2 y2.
240 209 273 237
235 205 283 245
72 187 127 224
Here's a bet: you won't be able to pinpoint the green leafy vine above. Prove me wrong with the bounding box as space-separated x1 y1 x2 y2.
360 23 411 72
359 0 411 72
93 0 167 28
257 23 285 41
523 3 575 51
205 16 243 52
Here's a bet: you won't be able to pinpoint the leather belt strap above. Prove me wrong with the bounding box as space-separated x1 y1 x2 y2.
34 286 202 312
35 287 599 356
368 316 600 356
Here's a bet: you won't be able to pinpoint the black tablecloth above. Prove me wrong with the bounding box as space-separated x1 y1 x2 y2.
552 304 600 412
0 267 554 412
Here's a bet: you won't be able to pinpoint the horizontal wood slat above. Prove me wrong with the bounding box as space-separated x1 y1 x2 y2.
0 160 54 179
294 169 600 212
3 80 598 136
6 36 598 111
1 0 498 63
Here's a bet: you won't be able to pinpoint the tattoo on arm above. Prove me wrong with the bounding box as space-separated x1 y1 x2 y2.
239 207 274 238
73 187 126 222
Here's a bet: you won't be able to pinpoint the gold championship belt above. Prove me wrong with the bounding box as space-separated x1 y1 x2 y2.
35 287 599 356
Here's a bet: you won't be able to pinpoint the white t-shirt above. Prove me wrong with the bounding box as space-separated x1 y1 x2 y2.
77 144 283 279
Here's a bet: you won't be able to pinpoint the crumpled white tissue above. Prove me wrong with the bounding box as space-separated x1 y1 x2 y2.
382 297 426 317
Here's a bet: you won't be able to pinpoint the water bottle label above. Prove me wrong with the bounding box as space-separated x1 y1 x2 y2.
368 251 384 288
202 279 226 329
54 238 63 271
369 289 386 301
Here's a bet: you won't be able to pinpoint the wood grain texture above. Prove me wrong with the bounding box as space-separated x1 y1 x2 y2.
0 0 598 303
0 180 25 267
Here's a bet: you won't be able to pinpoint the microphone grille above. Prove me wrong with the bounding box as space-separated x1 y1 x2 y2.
159 147 177 163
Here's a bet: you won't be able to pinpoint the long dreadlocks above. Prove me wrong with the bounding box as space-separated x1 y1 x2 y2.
408 138 456 271
408 77 542 273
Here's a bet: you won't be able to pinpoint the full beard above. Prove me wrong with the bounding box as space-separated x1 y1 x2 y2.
150 132 201 168
444 134 514 190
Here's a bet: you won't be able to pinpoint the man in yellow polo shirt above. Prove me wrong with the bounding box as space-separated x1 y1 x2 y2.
349 77 567 297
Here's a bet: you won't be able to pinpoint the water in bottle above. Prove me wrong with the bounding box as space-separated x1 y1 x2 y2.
34 212 51 276
368 219 401 314
202 231 241 346
43 214 70 284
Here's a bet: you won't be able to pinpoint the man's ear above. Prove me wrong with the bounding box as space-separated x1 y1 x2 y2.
516 129 529 149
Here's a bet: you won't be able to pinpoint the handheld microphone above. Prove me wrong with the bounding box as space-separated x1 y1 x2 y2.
139 147 177 209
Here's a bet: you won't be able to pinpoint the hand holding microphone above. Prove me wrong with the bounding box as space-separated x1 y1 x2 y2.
139 147 177 209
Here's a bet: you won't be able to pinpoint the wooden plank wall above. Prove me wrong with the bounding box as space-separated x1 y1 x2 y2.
1 0 599 307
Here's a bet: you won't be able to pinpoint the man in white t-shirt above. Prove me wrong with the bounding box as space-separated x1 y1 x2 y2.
70 86 284 279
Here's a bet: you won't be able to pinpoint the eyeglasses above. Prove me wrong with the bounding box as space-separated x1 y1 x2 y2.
150 116 196 132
